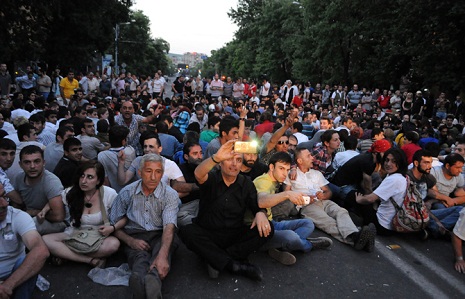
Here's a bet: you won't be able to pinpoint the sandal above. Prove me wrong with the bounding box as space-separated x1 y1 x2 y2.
51 256 64 266
89 258 106 268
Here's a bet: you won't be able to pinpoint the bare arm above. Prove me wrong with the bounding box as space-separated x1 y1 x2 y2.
1 230 49 295
452 233 465 273
195 140 236 184
117 152 136 186
265 116 293 153
355 192 379 204
6 190 24 209
150 223 176 279
170 177 188 198
257 191 305 207
46 195 65 222
237 106 248 140
361 172 373 194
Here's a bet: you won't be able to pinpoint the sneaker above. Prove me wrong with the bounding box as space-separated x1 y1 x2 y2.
364 223 377 253
268 248 296 265
207 263 219 279
353 226 370 250
308 237 333 250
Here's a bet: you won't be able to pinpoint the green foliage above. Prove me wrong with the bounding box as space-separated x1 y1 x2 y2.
209 0 465 94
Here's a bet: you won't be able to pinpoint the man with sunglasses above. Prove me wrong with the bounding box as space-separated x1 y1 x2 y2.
0 186 50 299
259 115 295 166
53 138 83 188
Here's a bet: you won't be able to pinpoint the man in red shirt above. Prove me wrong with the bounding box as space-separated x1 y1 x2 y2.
377 89 391 110
401 131 422 164
254 111 275 138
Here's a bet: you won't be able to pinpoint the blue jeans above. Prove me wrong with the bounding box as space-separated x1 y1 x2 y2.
429 206 463 236
261 219 314 253
0 255 38 299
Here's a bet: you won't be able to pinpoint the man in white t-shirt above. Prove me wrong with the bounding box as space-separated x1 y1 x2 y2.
117 132 187 197
0 190 49 298
430 153 465 209
285 148 373 251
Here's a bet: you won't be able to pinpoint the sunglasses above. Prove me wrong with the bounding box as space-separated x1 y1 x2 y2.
277 140 289 145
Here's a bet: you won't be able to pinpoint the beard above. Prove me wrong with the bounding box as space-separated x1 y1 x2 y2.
243 159 256 168
188 157 202 166
417 164 431 174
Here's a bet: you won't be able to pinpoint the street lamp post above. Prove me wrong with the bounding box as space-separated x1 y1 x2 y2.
114 21 133 76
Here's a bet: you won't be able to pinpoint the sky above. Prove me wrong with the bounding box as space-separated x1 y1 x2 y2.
132 0 239 55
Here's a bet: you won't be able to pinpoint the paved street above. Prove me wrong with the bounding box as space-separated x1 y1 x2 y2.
33 230 465 299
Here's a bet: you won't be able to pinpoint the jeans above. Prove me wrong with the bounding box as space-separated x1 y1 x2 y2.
0 255 37 299
429 206 463 236
261 219 314 253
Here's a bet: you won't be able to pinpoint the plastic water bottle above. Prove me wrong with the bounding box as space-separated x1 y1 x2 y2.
36 274 50 291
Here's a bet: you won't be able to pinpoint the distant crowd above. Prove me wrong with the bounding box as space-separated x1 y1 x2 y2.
0 63 465 299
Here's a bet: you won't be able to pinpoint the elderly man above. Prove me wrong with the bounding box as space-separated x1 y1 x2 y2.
179 140 273 281
109 154 180 299
0 186 50 299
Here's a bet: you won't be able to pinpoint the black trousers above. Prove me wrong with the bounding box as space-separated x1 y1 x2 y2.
179 222 273 271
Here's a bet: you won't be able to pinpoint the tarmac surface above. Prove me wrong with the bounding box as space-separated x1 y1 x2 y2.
32 229 465 299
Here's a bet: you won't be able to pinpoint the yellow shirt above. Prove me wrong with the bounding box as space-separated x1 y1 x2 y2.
253 173 275 220
59 78 79 99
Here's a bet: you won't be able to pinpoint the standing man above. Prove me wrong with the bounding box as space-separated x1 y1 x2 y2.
59 70 79 105
0 63 12 98
0 188 50 299
210 74 223 101
171 75 185 99
36 68 52 99
109 154 180 299
179 141 273 281
346 84 363 110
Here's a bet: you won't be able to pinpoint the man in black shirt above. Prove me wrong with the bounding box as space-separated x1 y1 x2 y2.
53 137 82 187
179 140 273 281
176 141 202 227
171 75 185 99
240 152 268 181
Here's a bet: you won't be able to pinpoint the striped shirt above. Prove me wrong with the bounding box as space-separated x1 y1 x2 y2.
109 179 179 231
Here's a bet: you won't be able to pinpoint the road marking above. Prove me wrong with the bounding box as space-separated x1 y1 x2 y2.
396 241 465 295
375 241 449 298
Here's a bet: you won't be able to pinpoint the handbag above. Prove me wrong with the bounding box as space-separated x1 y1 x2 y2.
389 176 430 233
63 187 109 254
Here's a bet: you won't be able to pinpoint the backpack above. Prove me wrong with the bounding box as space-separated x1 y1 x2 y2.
389 176 430 233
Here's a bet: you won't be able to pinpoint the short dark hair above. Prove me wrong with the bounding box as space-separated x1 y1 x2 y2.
19 145 43 161
96 119 109 133
292 122 303 132
382 147 408 176
56 126 74 142
44 110 58 119
139 131 161 148
207 116 221 129
155 121 169 134
0 138 16 151
424 142 440 157
412 149 432 164
219 116 239 137
183 141 200 156
444 153 465 167
29 113 45 124
17 123 35 141
404 131 419 144
64 137 81 152
268 151 292 167
109 125 129 147
370 127 383 139
344 135 358 150
321 129 338 145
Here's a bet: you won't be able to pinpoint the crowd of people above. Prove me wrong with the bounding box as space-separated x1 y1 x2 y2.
1 62 465 299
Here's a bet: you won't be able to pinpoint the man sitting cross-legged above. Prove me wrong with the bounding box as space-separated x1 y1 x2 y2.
284 148 376 252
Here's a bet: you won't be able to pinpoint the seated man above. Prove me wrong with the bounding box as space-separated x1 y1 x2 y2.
240 151 268 181
109 154 180 299
179 140 273 281
430 153 465 209
254 152 332 265
117 131 188 197
408 150 462 238
285 148 375 252
53 137 83 188
13 145 66 235
76 118 109 160
452 208 465 273
0 188 50 298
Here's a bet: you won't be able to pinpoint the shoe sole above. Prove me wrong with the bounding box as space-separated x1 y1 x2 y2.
364 223 377 253
268 249 296 265
354 226 372 250
308 237 333 250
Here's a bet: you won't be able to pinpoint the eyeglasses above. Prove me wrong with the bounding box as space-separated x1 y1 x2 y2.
277 140 289 145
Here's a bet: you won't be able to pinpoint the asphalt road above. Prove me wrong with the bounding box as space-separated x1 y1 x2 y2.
32 230 465 299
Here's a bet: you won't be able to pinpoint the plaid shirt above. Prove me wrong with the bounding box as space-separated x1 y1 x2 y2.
311 145 334 178
173 111 190 134
115 114 144 155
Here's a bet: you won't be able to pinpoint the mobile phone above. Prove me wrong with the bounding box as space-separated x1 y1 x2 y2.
234 141 258 154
